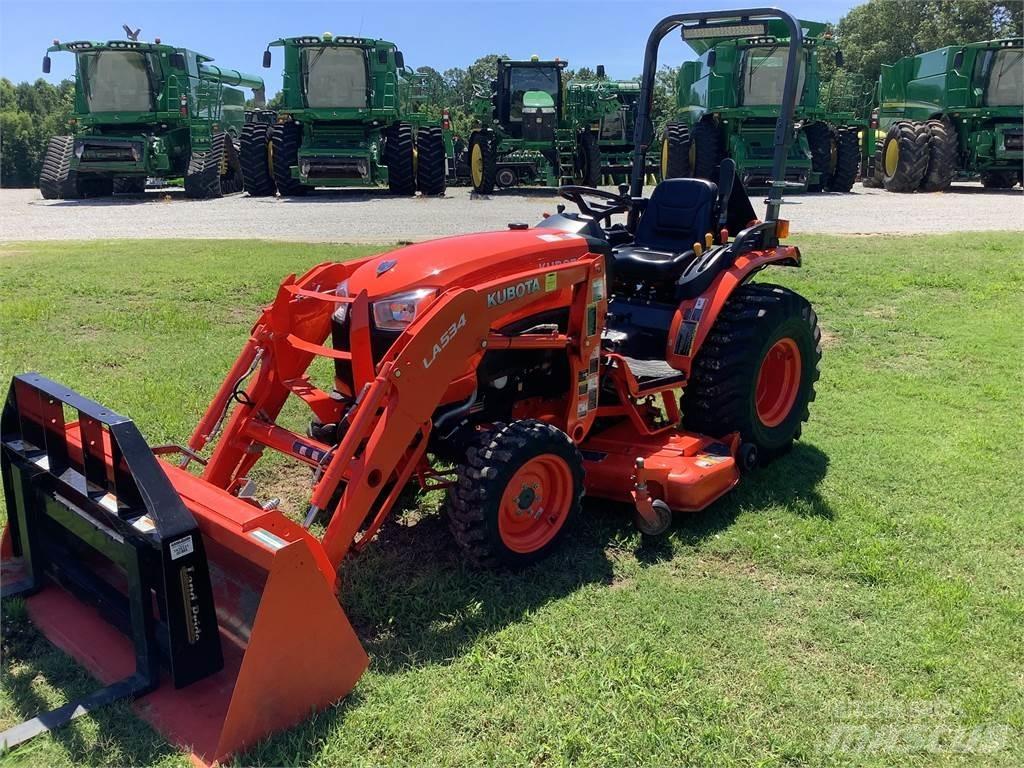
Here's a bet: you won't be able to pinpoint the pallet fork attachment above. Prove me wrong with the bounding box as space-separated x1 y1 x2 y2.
0 373 368 763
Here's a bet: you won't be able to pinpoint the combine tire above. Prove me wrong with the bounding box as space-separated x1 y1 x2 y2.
38 136 77 199
112 177 146 195
661 122 691 179
573 131 602 186
447 420 584 568
829 128 859 192
881 121 929 193
468 132 497 194
690 119 723 181
184 132 241 199
804 121 834 191
682 283 821 462
921 118 957 192
270 121 307 197
861 138 886 188
415 125 446 196
980 171 1017 189
240 122 276 196
384 122 416 195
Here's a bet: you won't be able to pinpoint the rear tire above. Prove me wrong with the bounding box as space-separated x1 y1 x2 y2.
881 121 929 193
661 122 691 179
112 177 146 195
804 121 834 191
447 420 584 568
415 125 446 196
240 122 276 196
828 128 859 193
980 171 1017 189
270 121 307 196
574 130 602 186
384 122 416 195
921 118 956 192
690 119 723 181
468 132 497 194
682 283 821 461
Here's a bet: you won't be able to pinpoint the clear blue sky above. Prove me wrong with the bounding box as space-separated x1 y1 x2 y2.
1 0 858 89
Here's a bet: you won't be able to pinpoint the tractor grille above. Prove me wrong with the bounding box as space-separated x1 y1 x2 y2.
310 124 369 148
330 315 396 395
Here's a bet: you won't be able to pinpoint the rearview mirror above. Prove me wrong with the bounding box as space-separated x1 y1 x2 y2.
42 55 51 74
835 49 844 67
395 51 405 69
707 49 717 67
262 50 272 68
169 52 186 69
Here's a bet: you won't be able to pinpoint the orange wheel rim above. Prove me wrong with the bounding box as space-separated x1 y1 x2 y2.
755 338 802 427
498 455 573 554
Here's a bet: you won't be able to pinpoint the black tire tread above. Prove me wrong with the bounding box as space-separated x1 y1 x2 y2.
271 121 307 196
415 125 446 196
690 119 723 181
882 120 929 193
38 135 76 199
468 132 497 194
446 420 584 568
574 130 602 186
829 128 860 193
921 118 957 192
385 122 416 195
662 122 691 179
184 132 231 199
803 121 834 191
241 122 276 196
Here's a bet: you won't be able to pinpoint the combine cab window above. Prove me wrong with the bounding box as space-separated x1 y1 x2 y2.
982 49 1023 107
302 46 368 109
600 92 637 141
508 66 560 121
78 50 155 112
740 46 806 106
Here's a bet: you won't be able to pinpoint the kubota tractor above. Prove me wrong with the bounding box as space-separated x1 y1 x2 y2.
1 8 820 764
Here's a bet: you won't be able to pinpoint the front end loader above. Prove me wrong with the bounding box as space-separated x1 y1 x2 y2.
2 8 821 763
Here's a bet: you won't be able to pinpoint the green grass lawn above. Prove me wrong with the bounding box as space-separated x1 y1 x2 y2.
1 234 1022 767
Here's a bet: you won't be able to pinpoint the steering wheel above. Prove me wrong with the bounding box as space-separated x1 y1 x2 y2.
558 185 632 221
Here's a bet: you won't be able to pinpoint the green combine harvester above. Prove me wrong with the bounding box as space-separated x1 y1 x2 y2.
242 33 450 196
39 32 265 199
566 68 658 184
662 20 870 192
863 37 1022 192
467 56 603 192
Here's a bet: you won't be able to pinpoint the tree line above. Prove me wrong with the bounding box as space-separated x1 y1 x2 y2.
2 0 1020 187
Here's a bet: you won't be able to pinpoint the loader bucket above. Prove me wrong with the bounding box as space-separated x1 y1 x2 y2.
0 374 368 764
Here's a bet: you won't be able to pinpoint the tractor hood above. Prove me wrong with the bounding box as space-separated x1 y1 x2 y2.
341 229 592 302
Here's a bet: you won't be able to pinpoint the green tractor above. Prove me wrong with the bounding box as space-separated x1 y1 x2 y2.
243 34 450 197
39 34 265 199
566 68 658 184
467 57 602 193
662 20 870 192
863 37 1023 192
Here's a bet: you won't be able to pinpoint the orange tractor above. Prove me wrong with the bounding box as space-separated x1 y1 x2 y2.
1 8 819 763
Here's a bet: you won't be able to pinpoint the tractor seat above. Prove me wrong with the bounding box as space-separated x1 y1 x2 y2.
612 178 718 284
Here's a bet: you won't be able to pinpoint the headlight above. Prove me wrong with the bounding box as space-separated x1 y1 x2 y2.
331 281 349 323
372 289 437 331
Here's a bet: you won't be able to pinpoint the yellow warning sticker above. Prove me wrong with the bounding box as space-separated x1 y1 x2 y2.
545 272 557 291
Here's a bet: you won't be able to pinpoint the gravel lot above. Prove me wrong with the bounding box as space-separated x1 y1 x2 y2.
1 182 1021 243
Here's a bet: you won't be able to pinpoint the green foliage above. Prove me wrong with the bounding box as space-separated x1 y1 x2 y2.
0 77 74 188
836 0 1023 83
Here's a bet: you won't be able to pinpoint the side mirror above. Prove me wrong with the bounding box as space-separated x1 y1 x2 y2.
169 52 186 69
395 51 405 69
835 49 845 67
262 50 272 68
707 49 717 68
42 55 51 74
952 50 964 70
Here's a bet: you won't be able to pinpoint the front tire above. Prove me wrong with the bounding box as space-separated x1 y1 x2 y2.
384 122 416 195
682 283 821 461
270 121 306 196
828 128 859 193
468 132 497 194
447 420 584 568
882 121 929 193
804 121 834 191
240 121 276 196
690 119 723 181
921 118 956 192
661 122 691 179
574 130 602 186
415 125 446 196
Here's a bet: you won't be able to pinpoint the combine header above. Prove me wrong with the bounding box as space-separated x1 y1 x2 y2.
3 8 821 763
38 31 265 199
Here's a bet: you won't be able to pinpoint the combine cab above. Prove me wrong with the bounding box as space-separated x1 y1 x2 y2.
863 37 1023 192
3 8 821 764
241 34 452 196
38 33 265 199
662 20 871 192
